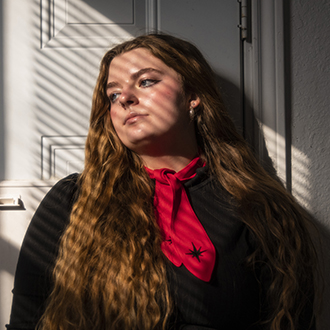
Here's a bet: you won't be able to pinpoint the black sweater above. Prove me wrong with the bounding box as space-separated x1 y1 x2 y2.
6 169 314 330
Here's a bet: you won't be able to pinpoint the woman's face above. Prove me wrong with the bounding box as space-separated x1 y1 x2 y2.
106 48 198 157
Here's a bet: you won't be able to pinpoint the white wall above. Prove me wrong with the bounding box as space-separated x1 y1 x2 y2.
290 1 330 328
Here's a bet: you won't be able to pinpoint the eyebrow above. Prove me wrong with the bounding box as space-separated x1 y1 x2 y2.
106 68 163 90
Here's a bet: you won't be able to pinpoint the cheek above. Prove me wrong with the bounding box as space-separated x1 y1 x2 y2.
162 82 186 106
109 112 125 143
109 110 125 142
110 108 120 130
152 86 184 111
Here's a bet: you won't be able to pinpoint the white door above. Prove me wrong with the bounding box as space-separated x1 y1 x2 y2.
0 0 242 326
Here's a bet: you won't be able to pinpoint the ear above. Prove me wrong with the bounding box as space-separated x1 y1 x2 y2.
188 94 201 109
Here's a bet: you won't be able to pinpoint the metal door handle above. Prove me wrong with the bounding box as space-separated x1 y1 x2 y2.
0 196 22 208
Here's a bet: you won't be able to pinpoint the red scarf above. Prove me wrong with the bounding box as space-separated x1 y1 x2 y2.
145 157 216 282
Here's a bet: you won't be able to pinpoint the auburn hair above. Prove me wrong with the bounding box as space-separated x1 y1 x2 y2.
39 34 317 330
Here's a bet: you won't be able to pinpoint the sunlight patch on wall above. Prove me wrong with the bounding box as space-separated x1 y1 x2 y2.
291 146 311 210
262 124 311 209
262 124 286 183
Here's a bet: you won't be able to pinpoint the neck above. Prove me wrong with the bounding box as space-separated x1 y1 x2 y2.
140 138 199 172
142 154 198 172
137 126 199 172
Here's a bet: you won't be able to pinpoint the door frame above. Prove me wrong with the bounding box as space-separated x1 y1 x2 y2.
242 0 289 188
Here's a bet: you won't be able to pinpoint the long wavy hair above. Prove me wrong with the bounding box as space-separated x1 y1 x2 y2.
39 34 317 330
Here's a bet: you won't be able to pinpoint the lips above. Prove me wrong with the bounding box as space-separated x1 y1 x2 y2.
124 112 146 125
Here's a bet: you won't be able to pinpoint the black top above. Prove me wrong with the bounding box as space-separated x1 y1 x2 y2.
6 169 314 330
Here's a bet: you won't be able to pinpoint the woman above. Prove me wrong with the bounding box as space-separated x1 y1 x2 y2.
8 34 317 330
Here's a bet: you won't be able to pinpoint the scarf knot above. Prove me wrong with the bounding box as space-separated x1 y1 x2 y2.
145 157 216 282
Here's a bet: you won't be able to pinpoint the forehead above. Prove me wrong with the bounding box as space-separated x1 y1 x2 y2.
108 48 176 79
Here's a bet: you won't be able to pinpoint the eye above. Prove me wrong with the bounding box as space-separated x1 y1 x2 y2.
109 92 120 103
140 79 159 88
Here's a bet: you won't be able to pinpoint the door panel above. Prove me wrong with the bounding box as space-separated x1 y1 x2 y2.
157 0 242 129
0 0 241 326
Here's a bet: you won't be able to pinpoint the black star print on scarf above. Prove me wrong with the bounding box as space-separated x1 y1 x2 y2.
165 237 172 245
186 242 207 262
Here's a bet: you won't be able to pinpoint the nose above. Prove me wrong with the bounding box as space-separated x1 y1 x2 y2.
119 87 138 108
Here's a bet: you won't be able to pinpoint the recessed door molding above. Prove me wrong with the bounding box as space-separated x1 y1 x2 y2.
40 0 147 48
243 0 288 186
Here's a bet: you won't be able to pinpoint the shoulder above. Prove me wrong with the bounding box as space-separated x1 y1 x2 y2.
28 171 80 235
32 173 80 233
14 173 81 286
8 174 81 329
42 173 80 206
20 173 80 258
